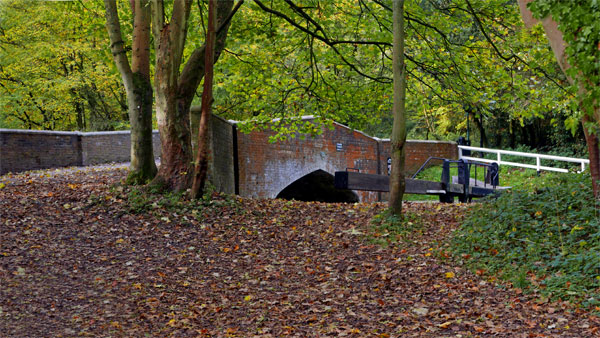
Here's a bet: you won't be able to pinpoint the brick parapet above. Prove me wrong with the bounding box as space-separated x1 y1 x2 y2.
0 129 160 174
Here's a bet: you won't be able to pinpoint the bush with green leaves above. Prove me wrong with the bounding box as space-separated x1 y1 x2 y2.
451 172 600 307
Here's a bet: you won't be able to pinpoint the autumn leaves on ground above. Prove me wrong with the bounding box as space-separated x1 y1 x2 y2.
0 167 598 337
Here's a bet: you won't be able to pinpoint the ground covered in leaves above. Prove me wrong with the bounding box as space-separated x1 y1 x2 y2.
1 167 599 337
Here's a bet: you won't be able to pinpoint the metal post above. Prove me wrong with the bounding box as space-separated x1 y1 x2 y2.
440 160 453 203
458 159 470 203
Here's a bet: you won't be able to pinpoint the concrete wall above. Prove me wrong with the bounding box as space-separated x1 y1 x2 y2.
0 129 161 175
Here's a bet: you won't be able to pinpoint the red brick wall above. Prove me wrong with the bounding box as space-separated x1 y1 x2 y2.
1 118 458 203
378 139 458 176
235 121 380 202
234 120 458 203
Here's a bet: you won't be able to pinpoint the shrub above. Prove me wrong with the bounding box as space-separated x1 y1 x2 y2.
451 172 600 307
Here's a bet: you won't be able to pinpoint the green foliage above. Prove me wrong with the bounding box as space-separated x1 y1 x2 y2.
209 0 572 143
0 0 585 152
0 1 129 131
528 0 600 116
124 183 240 216
452 172 600 307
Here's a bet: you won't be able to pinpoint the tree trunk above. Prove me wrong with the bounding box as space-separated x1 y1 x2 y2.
151 0 195 192
149 0 235 193
104 0 156 184
190 0 217 199
129 0 157 184
583 114 600 196
474 114 488 148
388 0 407 216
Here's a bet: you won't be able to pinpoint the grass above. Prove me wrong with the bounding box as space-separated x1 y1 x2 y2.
405 162 543 201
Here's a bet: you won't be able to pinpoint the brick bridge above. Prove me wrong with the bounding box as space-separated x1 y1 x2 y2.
207 115 458 203
0 116 457 203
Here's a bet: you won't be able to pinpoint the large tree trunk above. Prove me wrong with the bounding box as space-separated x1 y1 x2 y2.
150 0 235 192
151 0 194 192
388 0 407 215
104 0 157 184
518 0 600 197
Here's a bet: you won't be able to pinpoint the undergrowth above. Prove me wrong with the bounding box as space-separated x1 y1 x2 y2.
451 171 600 308
122 183 241 217
369 210 424 246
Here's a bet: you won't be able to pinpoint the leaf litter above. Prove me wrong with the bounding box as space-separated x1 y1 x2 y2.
0 167 599 337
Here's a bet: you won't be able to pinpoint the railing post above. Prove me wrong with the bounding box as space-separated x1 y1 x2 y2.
497 152 501 164
536 157 541 174
440 160 453 203
458 159 470 203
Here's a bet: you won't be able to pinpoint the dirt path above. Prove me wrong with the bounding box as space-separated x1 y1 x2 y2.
0 168 598 337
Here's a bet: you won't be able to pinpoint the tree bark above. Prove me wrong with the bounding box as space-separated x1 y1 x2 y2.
185 1 237 150
388 0 407 216
104 0 157 184
583 114 600 196
150 0 234 192
190 0 216 199
151 0 195 192
474 114 488 148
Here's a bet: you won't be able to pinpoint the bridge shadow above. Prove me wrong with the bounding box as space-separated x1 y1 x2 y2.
276 169 359 203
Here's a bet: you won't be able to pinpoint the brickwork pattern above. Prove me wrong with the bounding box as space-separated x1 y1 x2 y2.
1 119 458 203
234 122 457 203
0 129 161 175
0 130 80 175
208 116 235 194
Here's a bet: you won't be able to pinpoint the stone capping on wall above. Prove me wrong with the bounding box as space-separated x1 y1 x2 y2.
0 128 85 136
0 128 157 136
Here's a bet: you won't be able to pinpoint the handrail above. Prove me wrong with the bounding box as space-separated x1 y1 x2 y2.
410 157 448 179
458 145 589 173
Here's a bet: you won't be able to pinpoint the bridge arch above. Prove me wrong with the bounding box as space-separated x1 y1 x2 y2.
275 169 358 203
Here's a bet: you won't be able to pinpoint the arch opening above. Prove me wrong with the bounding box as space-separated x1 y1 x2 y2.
276 169 359 203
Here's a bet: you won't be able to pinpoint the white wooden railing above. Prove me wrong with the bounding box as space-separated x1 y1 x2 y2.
458 145 589 173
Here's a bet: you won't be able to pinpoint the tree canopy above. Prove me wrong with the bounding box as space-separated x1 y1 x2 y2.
0 1 129 131
0 0 586 155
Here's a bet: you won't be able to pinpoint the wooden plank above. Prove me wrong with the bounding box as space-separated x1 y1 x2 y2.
446 183 465 194
334 171 507 200
335 171 390 192
335 172 458 195
405 178 444 194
